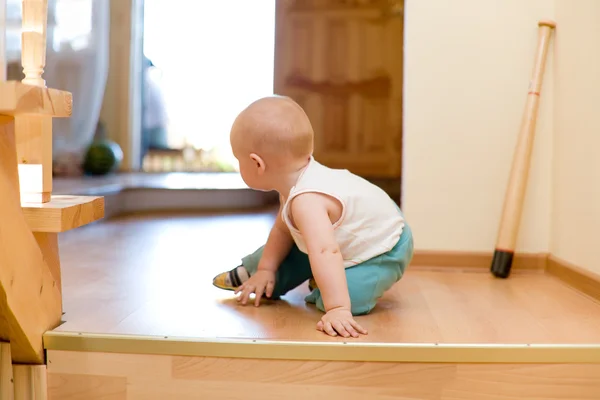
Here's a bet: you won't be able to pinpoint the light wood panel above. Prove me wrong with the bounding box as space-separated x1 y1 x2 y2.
21 195 105 233
0 81 71 117
53 211 600 345
33 233 61 296
46 350 600 400
274 0 404 178
0 117 19 189
15 115 53 203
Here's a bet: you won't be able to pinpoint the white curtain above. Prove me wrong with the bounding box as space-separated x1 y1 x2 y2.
6 0 109 159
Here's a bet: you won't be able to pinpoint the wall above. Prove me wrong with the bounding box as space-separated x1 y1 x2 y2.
551 0 600 274
402 0 554 252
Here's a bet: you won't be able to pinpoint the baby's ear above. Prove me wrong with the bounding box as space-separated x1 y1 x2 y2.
249 153 266 174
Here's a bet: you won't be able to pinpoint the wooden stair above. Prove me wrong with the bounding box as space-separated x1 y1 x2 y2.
0 1 104 397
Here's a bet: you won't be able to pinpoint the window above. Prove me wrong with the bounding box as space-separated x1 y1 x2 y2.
5 0 94 60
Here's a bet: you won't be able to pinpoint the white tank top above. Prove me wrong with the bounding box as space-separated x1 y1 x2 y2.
281 157 405 268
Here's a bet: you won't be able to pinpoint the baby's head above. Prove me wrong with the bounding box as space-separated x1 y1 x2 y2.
230 95 314 191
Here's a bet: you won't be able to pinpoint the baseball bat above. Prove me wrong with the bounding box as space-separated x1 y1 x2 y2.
491 19 556 278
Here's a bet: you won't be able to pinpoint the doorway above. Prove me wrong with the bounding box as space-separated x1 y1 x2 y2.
138 0 404 204
140 0 277 173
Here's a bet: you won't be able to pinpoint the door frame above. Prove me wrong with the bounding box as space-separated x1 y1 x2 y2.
99 0 144 172
272 0 405 205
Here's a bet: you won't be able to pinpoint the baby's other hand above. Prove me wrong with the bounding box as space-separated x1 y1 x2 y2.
317 308 368 338
235 270 276 307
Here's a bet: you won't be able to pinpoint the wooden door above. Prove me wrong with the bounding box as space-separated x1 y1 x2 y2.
274 0 404 179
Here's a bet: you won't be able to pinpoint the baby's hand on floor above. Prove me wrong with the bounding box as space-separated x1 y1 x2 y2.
317 308 368 338
235 270 276 307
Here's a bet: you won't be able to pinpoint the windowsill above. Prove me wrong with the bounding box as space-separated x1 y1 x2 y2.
52 172 278 218
53 171 250 196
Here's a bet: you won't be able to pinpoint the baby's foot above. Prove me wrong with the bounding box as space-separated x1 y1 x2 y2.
212 265 249 291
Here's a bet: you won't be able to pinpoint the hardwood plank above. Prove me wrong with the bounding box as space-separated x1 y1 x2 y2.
547 255 600 303
0 81 71 117
513 272 600 343
416 270 555 343
445 363 600 399
48 373 126 400
52 212 600 345
46 350 600 400
22 195 105 233
33 233 62 296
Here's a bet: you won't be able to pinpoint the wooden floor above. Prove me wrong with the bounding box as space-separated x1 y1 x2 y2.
54 210 600 344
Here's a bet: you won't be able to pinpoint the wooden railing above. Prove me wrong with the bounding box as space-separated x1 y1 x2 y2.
0 1 105 398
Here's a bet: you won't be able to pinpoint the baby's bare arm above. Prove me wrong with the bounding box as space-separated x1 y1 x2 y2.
257 197 294 273
236 198 293 306
290 192 351 312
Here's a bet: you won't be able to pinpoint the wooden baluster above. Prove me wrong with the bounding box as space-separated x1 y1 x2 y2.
17 0 52 204
21 0 48 87
0 0 6 81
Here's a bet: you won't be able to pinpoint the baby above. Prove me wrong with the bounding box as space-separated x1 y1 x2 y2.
213 95 414 338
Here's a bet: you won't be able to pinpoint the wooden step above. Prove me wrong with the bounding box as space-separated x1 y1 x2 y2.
22 195 105 233
0 81 72 118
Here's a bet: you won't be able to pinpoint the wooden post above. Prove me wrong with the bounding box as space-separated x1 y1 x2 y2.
0 342 14 400
12 365 47 400
0 116 62 365
16 0 52 204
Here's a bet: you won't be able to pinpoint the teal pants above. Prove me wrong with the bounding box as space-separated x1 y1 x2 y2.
241 223 414 316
